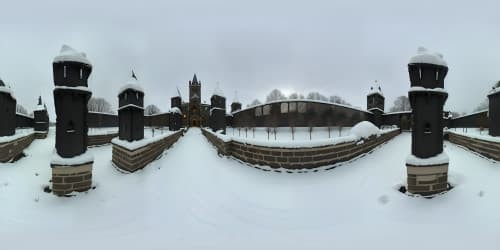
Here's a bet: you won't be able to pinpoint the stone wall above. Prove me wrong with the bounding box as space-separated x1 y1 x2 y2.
112 130 183 172
447 132 500 161
450 111 488 128
144 113 170 127
0 133 35 162
87 112 118 128
202 128 400 170
16 113 34 128
88 133 118 147
51 163 92 196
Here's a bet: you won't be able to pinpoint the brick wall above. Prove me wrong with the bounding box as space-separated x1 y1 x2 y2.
52 163 92 196
202 129 400 170
88 133 118 147
447 132 500 161
0 133 35 162
112 130 184 172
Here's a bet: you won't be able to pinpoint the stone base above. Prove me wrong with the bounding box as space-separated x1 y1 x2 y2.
406 163 448 196
0 133 35 163
51 162 93 196
34 131 48 139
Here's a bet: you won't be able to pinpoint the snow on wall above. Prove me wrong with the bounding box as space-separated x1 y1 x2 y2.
406 151 449 166
118 78 144 96
0 129 34 144
0 86 16 100
50 150 94 166
111 130 176 151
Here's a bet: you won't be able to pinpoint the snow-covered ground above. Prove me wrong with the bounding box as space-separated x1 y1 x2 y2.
88 127 118 136
0 128 499 249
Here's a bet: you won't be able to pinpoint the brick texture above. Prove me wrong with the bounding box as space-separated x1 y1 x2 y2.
202 129 400 170
447 132 500 161
112 130 184 172
88 133 118 147
51 163 93 196
0 133 35 163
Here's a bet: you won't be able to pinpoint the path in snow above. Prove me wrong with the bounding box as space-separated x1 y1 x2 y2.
0 128 499 250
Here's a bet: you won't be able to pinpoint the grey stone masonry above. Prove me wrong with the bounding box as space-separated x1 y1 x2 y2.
202 128 400 170
112 130 184 172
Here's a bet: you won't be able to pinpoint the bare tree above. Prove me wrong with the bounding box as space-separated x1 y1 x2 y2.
266 89 287 102
473 98 489 112
288 92 304 99
389 96 411 112
250 99 262 107
145 104 161 115
16 104 28 115
329 95 351 105
88 97 113 114
307 92 328 102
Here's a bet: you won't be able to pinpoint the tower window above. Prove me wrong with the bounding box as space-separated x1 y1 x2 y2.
80 68 83 79
435 70 439 81
66 121 75 133
63 66 67 78
424 123 432 134
418 67 422 80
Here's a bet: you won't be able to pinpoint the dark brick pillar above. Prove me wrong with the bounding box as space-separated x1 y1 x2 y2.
0 79 16 136
488 86 500 136
118 82 144 142
210 94 226 133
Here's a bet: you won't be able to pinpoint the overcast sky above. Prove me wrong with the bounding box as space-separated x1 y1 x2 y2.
1 0 499 118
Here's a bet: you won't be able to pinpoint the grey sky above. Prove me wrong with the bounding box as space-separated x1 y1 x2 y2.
1 0 499 118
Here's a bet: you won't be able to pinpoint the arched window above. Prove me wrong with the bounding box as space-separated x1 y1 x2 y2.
80 68 83 79
63 66 67 78
424 122 432 134
66 121 75 133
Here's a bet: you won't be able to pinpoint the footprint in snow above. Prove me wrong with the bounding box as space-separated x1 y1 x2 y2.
378 195 389 205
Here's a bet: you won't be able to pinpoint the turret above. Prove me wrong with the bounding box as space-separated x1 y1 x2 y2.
488 81 500 136
209 83 226 133
231 91 242 113
405 47 449 196
0 78 16 136
34 96 49 138
367 82 385 127
118 75 144 142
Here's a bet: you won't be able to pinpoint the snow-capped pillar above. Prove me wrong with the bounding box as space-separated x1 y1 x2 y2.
488 83 500 136
0 79 16 136
170 96 183 131
118 78 144 142
405 47 449 196
209 85 226 133
367 85 385 128
51 45 94 196
231 102 242 113
34 96 49 139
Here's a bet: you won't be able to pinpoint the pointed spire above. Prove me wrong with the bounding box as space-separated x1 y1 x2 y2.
38 96 42 105
192 74 198 84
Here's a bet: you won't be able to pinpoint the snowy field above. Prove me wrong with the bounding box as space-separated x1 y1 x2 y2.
0 128 499 249
88 127 118 136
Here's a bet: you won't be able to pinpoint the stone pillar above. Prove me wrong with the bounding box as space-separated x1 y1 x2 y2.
169 96 182 131
118 77 144 142
367 85 385 128
231 102 242 113
488 82 500 136
34 96 49 139
210 84 226 133
0 79 16 137
51 45 93 196
406 47 449 196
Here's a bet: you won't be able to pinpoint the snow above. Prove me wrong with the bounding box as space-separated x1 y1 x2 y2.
408 86 448 94
448 129 500 143
54 85 92 93
53 45 92 66
383 110 412 115
118 104 144 111
169 107 182 115
209 107 225 116
1 129 500 249
0 128 34 143
211 122 395 148
111 130 176 151
488 86 500 96
34 104 45 112
350 121 381 139
368 84 384 97
16 112 33 119
89 111 115 115
50 150 94 166
452 110 488 119
406 151 449 166
409 47 447 66
118 78 144 96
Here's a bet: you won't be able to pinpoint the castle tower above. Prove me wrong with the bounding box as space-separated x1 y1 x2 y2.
231 91 242 113
189 74 201 127
405 47 449 196
51 45 93 196
118 75 144 141
488 81 500 136
170 95 183 131
0 79 16 136
34 96 49 139
367 82 385 127
209 83 226 133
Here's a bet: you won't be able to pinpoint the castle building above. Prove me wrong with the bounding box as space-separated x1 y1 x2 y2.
177 74 210 127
